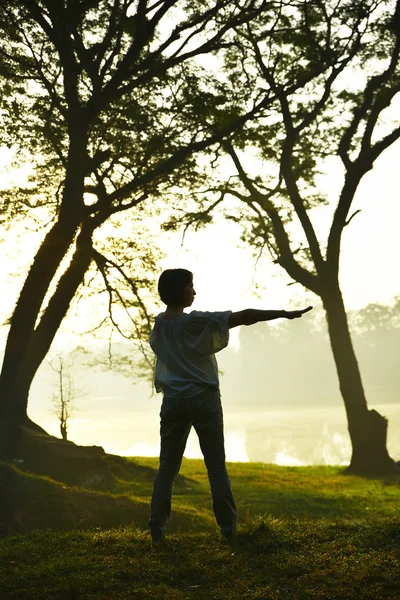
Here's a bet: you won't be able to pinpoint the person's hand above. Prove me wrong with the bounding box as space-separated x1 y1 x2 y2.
285 306 313 319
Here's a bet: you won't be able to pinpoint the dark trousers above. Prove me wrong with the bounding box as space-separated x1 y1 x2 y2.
149 389 237 540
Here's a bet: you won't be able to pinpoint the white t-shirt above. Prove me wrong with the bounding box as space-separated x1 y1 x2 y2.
149 310 232 397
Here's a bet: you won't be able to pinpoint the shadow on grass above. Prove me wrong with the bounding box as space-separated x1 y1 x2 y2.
0 460 208 539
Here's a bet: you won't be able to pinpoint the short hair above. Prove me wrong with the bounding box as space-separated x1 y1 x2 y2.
158 269 193 306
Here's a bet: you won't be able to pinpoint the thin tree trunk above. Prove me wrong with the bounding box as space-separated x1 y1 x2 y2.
322 282 395 474
60 423 67 441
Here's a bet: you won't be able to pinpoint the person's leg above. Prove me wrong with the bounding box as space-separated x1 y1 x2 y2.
193 390 237 538
149 396 191 541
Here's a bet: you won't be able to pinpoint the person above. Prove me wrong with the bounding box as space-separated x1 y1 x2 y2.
148 268 312 543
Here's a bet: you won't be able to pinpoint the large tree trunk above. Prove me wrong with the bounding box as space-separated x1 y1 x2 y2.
0 215 93 459
0 219 78 408
0 132 89 457
322 282 395 474
0 135 87 402
0 215 77 457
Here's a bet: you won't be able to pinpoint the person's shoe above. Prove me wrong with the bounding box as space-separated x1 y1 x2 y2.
220 531 236 544
151 535 165 547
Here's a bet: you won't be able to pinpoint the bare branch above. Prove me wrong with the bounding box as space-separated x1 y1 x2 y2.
329 124 400 270
223 142 321 294
344 209 362 227
92 248 152 330
339 37 400 166
92 249 154 372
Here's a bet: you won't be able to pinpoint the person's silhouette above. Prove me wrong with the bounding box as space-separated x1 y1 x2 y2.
149 268 312 543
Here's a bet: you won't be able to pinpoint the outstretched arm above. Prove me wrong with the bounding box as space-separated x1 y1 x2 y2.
228 306 313 329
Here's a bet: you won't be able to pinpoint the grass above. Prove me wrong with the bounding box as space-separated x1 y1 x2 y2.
123 458 400 523
1 457 400 599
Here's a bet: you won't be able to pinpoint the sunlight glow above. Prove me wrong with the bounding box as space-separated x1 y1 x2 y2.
275 450 304 467
319 430 351 466
225 431 250 462
116 442 160 458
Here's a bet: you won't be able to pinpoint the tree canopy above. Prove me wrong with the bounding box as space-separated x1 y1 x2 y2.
0 0 280 430
167 0 400 286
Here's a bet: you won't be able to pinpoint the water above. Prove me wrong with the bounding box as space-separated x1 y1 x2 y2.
47 402 400 466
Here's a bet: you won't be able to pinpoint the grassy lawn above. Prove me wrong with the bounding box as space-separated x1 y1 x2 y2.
120 458 400 530
1 457 399 599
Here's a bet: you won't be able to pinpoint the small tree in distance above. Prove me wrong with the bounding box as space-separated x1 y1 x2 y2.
49 354 81 442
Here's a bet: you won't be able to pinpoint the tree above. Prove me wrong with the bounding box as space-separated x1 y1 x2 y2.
49 354 81 441
173 0 400 473
0 0 282 457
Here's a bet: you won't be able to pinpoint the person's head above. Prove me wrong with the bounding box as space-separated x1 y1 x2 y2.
157 268 196 308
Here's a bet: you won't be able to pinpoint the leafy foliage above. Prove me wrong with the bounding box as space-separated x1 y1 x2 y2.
166 1 400 287
0 1 279 404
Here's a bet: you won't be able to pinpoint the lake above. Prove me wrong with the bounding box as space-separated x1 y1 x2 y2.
43 402 400 466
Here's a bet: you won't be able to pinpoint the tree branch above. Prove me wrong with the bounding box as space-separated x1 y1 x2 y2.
224 142 321 295
92 248 152 330
344 209 362 227
25 1 81 117
92 0 270 114
329 115 400 273
244 18 329 273
92 248 154 372
338 30 400 167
